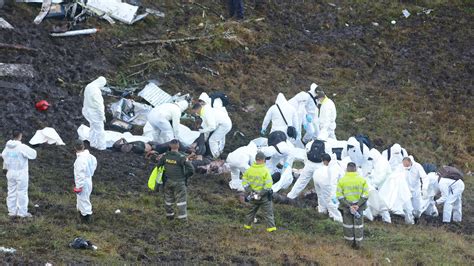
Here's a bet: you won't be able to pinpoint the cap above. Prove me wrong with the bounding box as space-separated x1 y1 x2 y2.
255 151 266 161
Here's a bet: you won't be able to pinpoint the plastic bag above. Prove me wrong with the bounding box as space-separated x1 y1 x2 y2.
148 166 164 190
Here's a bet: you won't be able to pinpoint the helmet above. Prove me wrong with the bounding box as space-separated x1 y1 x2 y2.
35 100 50 111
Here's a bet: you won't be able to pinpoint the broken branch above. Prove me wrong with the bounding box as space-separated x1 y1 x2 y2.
120 34 216 46
0 43 38 53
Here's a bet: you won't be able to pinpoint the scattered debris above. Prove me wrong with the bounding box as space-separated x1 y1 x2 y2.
77 124 153 148
35 100 50 111
385 257 391 263
109 118 133 132
0 247 16 254
402 9 411 18
109 98 152 126
115 209 121 214
119 30 235 47
50 28 98 37
354 117 366 123
33 0 53 25
29 127 65 145
202 66 220 76
0 17 14 29
34 204 40 208
145 8 165 18
391 20 396 25
233 131 245 137
328 3 337 7
138 82 172 107
372 22 379 27
345 23 349 27
69 237 97 251
418 8 433 15
191 2 224 21
0 43 37 53
85 0 147 25
242 105 256 113
0 63 36 78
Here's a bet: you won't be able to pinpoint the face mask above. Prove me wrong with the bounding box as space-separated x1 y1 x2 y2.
404 167 411 171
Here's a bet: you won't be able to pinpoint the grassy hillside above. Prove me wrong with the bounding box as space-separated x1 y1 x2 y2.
0 0 473 264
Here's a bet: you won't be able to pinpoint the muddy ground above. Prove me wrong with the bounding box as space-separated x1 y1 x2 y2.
0 0 473 264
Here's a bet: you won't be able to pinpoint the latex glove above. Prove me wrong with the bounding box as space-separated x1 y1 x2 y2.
260 128 266 136
282 162 289 169
303 123 308 130
306 114 313 123
73 187 83 194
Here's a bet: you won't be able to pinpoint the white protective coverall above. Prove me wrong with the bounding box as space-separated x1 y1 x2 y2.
286 139 332 199
2 140 37 217
317 96 337 139
288 83 319 141
313 163 343 222
147 100 188 143
82 76 107 150
420 172 439 217
381 143 408 171
436 177 465 223
226 141 258 191
347 137 371 176
199 105 232 158
199 92 226 111
74 149 97 216
363 149 392 223
262 93 299 136
404 157 427 219
378 170 415 224
261 140 296 175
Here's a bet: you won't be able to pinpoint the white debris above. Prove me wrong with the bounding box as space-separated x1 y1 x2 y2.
372 22 379 27
345 23 349 27
0 17 14 30
391 20 396 25
402 9 411 18
0 63 36 78
138 82 172 107
50 28 98 37
34 204 40 208
115 209 121 214
29 127 65 145
77 124 153 148
0 247 16 253
86 0 147 25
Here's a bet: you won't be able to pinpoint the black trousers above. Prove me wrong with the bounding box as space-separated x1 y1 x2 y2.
228 0 244 19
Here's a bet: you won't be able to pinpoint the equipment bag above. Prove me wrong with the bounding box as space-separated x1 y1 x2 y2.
209 92 230 107
437 166 464 181
276 104 297 139
268 130 287 147
148 166 165 191
307 139 326 163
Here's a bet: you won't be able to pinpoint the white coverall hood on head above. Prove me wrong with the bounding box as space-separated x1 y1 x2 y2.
199 92 211 105
74 149 97 216
309 83 318 96
262 93 299 135
175 100 189 112
368 148 382 162
82 76 107 150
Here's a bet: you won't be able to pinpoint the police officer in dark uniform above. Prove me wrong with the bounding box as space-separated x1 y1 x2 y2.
157 139 194 221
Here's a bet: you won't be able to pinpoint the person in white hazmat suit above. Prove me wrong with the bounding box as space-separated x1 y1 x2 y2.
435 175 465 223
402 156 427 223
364 149 392 223
313 153 343 222
147 100 189 143
261 93 299 137
192 102 232 158
82 76 107 150
260 139 296 175
226 141 258 191
420 172 440 217
381 143 408 171
346 137 371 177
2 131 37 218
314 90 337 139
73 140 97 223
286 136 332 199
378 170 415 224
199 92 226 111
288 83 319 141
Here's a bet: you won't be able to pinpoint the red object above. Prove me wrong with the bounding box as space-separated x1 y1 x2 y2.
73 187 83 193
35 100 50 111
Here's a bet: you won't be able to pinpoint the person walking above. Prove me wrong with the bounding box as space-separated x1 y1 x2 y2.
73 140 97 223
156 139 194 221
242 152 276 232
336 162 369 249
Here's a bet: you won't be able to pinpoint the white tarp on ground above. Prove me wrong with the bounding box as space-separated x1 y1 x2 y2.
86 0 142 25
0 17 14 29
29 127 65 145
77 124 152 148
378 170 413 216
272 167 294 193
142 122 200 147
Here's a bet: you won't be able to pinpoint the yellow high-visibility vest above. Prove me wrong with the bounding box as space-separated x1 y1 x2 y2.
336 172 369 203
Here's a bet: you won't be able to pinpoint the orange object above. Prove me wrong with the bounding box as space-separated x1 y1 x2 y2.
35 100 50 111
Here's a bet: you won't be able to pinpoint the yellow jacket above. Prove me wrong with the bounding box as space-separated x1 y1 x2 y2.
242 163 273 192
336 172 369 203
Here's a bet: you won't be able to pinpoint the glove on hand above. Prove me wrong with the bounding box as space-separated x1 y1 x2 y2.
73 187 83 194
260 128 266 136
306 114 313 123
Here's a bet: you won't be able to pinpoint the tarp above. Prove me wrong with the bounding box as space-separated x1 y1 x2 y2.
272 167 294 193
378 170 413 215
29 127 65 145
77 124 152 148
142 122 200 147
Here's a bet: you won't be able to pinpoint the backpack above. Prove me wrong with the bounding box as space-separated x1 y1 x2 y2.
437 166 464 181
422 163 437 174
354 134 373 154
209 92 230 107
275 104 297 139
307 139 326 163
268 130 287 147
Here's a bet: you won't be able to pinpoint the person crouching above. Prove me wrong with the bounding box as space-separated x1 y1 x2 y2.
242 152 276 232
73 140 97 223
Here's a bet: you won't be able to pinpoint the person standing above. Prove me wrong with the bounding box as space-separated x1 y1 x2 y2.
402 156 427 223
313 154 343 223
157 139 194 221
315 89 337 139
242 152 276 232
228 0 244 20
73 140 97 223
336 162 369 249
2 130 37 218
82 76 107 150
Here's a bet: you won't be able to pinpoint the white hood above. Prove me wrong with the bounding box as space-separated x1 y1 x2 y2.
309 83 318 97
198 92 211 105
391 143 402 155
175 100 189 112
347 137 359 147
368 148 382 161
6 140 20 149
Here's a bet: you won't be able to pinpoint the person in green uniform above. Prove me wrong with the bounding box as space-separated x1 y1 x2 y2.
336 162 369 249
157 139 194 221
242 152 276 232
